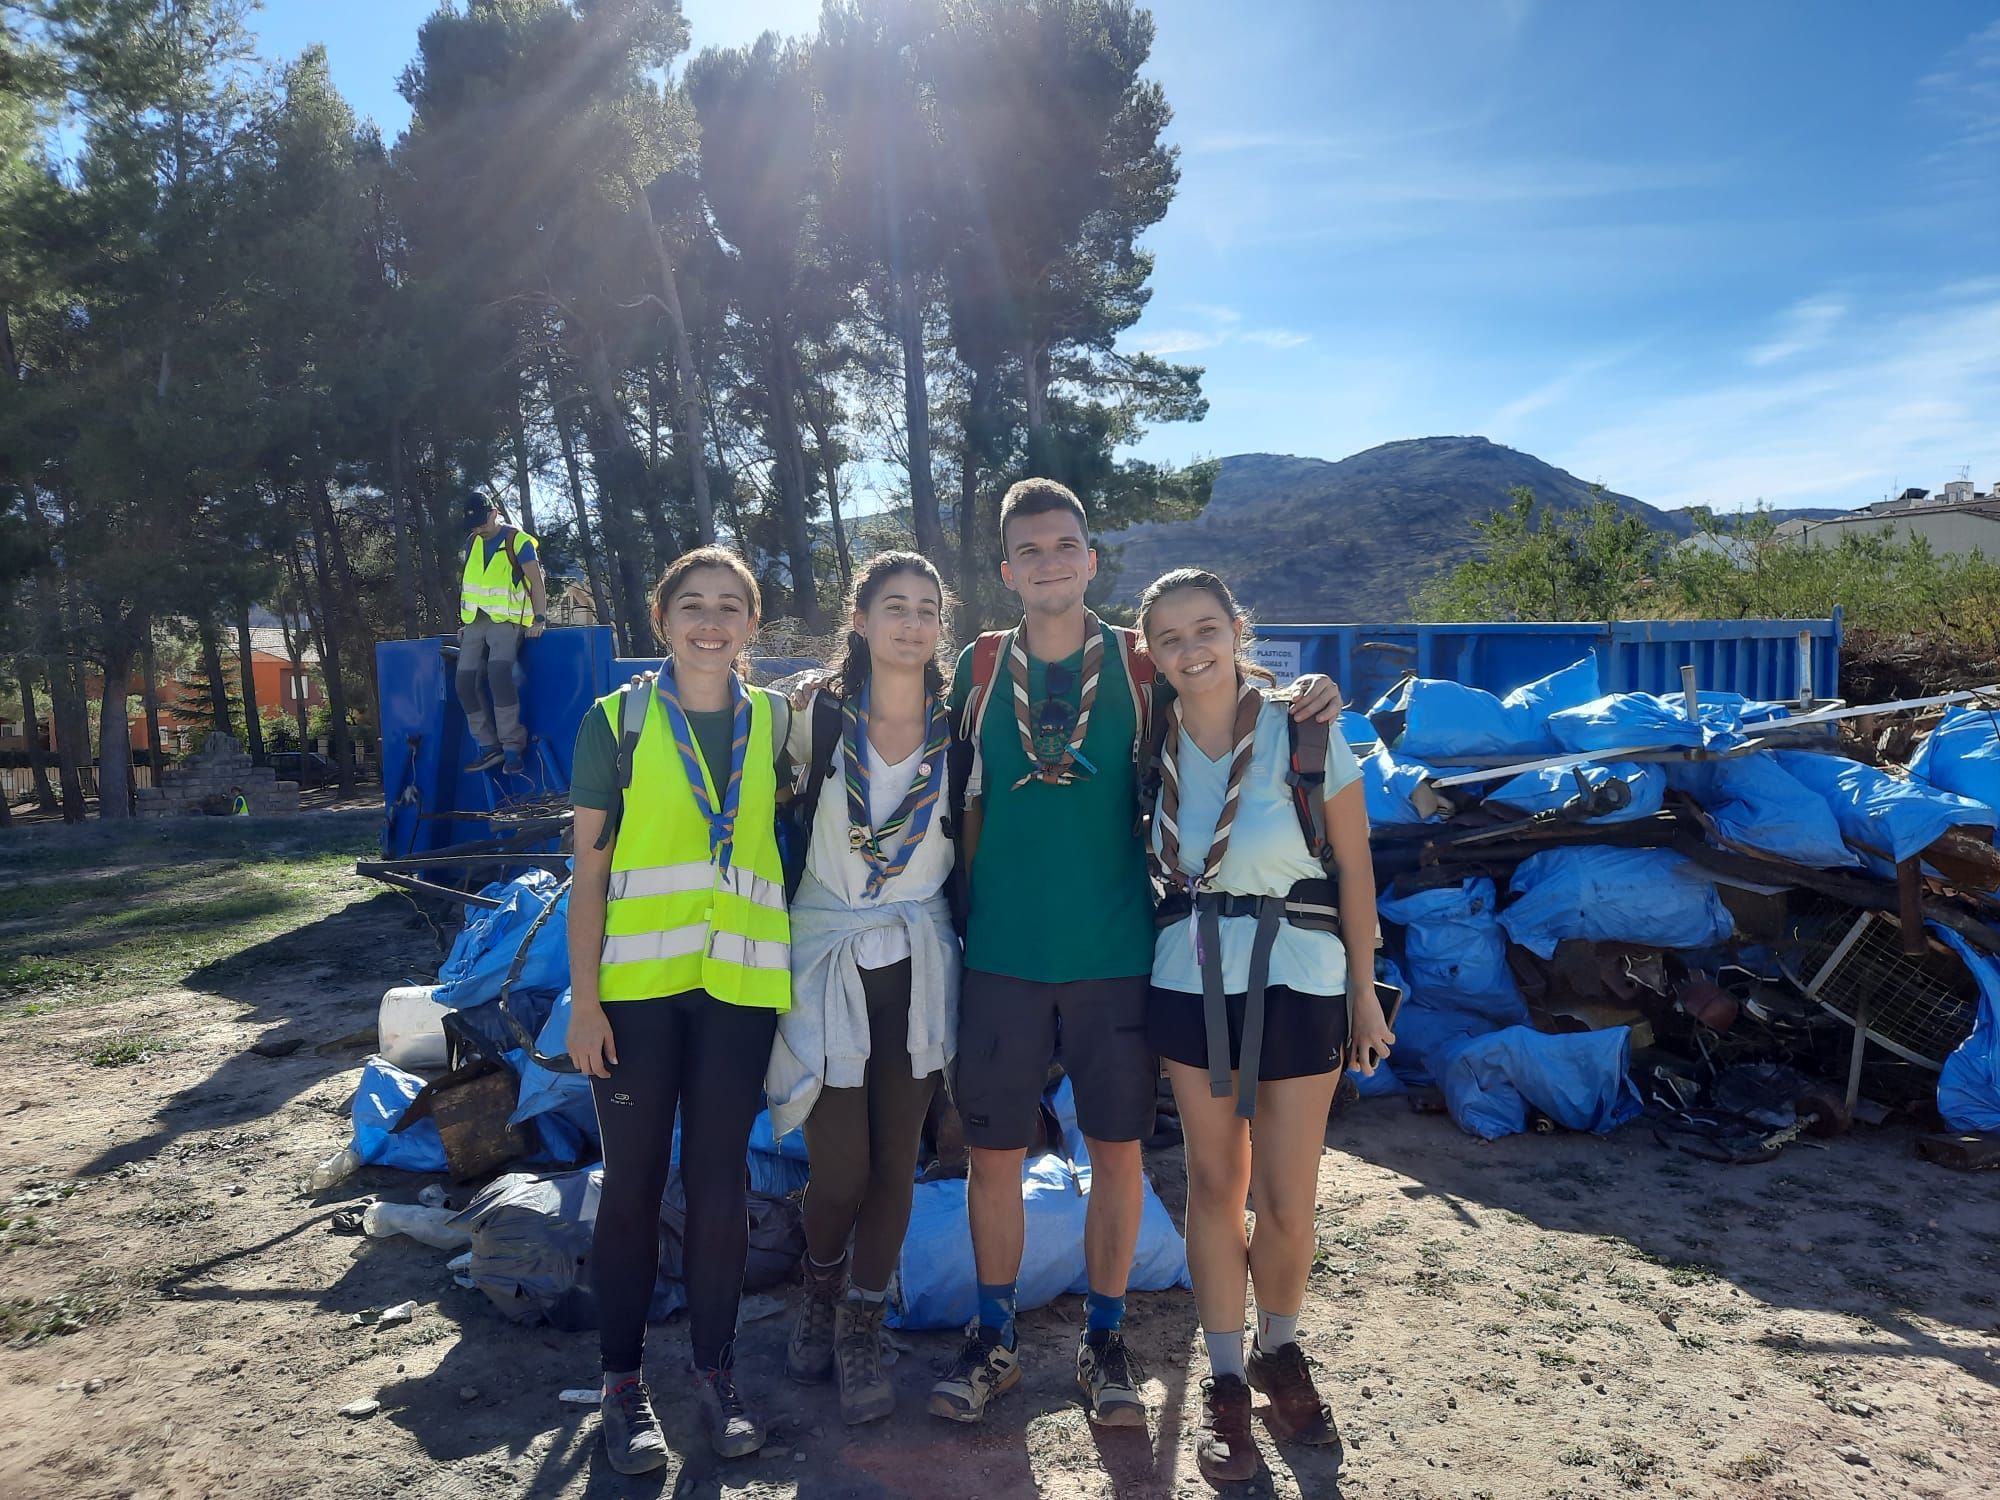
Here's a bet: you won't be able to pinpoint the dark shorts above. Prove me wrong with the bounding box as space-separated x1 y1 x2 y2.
950 971 1157 1149
1148 984 1349 1083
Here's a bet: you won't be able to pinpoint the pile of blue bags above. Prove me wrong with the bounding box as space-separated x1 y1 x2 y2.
1359 654 2000 1138
345 874 1189 1329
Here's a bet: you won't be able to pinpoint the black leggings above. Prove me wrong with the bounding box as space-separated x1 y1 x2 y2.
590 991 777 1373
800 959 940 1291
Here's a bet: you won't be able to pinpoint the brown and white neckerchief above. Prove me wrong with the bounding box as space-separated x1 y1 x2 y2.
1151 676 1264 892
1007 613 1106 788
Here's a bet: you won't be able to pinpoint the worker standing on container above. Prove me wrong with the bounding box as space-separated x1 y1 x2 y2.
457 490 547 775
564 547 790 1473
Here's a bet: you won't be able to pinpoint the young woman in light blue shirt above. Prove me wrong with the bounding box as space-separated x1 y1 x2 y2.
1138 567 1393 1486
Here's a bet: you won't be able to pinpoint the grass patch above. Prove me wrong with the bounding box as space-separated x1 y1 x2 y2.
0 814 379 1015
1899 1449 1943 1472
1720 1451 1781 1480
86 1030 174 1068
1 1284 117 1346
1535 1348 1578 1368
1557 1446 1598 1467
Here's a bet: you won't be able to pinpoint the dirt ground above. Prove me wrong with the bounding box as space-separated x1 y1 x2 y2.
1 817 1997 1500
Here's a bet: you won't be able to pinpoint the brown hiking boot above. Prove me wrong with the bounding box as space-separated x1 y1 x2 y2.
833 1297 895 1425
1196 1374 1259 1485
1245 1340 1337 1445
786 1253 844 1384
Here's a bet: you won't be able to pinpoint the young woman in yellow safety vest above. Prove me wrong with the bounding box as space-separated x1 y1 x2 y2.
565 546 790 1473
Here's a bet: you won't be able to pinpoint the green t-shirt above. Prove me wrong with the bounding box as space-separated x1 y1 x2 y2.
948 626 1154 982
572 696 736 819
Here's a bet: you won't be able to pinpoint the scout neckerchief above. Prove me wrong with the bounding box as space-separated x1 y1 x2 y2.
1151 675 1264 894
656 656 750 873
1007 612 1106 788
842 676 950 898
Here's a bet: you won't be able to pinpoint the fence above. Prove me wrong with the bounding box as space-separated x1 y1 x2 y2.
3 761 157 808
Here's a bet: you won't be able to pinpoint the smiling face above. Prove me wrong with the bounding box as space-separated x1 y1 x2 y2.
1142 583 1244 701
660 565 756 679
855 566 943 676
999 507 1096 618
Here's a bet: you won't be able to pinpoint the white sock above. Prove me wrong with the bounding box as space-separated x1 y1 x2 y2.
1255 1308 1299 1354
1204 1328 1246 1380
847 1284 887 1304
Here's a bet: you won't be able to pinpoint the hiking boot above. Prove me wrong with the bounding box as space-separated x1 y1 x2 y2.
465 746 504 773
833 1298 895 1426
599 1376 669 1476
786 1254 844 1384
927 1326 1020 1423
1076 1330 1147 1428
1195 1374 1259 1485
501 749 526 775
692 1361 764 1459
1245 1340 1337 1445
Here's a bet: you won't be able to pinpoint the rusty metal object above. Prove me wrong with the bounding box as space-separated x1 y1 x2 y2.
1676 979 1739 1033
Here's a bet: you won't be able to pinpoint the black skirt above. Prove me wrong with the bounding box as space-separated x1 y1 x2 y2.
1147 983 1348 1083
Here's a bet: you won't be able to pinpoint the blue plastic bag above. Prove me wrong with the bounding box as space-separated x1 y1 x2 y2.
1666 755 1859 867
1486 761 1666 824
1369 656 1599 760
510 990 600 1162
890 1080 1188 1330
1911 706 2000 819
1773 752 1994 876
1376 879 1528 1087
1363 747 1447 827
350 1056 448 1171
434 870 570 1011
1338 710 1379 751
1501 848 1733 959
1436 1026 1644 1140
1547 691 1785 756
1935 929 2000 1134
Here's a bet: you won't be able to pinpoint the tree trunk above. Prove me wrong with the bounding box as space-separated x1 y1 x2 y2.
1022 337 1052 478
140 629 165 778
554 402 614 632
898 268 944 566
236 605 264 761
957 363 994 622
767 324 826 629
804 398 852 593
96 628 136 820
18 666 57 813
300 478 358 798
387 416 419 637
510 379 540 537
581 333 656 650
416 419 450 633
198 614 232 740
48 648 87 824
281 552 314 751
634 188 715 543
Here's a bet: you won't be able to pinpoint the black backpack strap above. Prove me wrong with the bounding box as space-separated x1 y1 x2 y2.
1287 713 1334 869
594 684 651 851
499 526 525 586
1133 676 1175 844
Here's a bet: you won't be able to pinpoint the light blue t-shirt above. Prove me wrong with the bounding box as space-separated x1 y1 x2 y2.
1150 700 1364 997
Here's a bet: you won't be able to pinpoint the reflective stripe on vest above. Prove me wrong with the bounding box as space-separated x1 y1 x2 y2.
460 530 537 626
595 684 791 1010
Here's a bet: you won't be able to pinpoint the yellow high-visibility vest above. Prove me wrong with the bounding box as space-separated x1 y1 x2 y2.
460 529 537 626
596 686 791 1010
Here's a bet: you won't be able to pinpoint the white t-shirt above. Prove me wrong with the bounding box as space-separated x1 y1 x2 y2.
788 693 954 970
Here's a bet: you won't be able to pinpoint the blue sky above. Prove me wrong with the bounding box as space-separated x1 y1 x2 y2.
257 0 2000 513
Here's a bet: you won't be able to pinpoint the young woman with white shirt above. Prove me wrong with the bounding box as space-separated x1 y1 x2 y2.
1137 567 1394 1486
765 552 959 1427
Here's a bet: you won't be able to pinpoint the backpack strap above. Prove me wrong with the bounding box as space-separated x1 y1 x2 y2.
595 683 653 851
795 690 844 808
954 630 1009 805
1287 713 1335 870
499 526 525 587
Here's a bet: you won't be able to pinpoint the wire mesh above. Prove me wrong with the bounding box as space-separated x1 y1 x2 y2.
1780 897 1979 1068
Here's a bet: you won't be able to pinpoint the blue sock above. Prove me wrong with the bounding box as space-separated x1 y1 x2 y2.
1085 1290 1126 1344
977 1281 1017 1348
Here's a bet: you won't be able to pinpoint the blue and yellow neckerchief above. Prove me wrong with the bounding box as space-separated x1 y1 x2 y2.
842 676 950 898
656 657 751 872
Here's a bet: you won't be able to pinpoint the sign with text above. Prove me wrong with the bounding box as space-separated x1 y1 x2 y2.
1246 637 1301 682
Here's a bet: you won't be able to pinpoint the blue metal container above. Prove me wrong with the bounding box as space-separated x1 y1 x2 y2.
1245 612 1843 712
377 626 618 856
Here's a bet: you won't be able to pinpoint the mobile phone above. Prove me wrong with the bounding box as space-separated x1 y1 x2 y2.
1373 979 1405 1029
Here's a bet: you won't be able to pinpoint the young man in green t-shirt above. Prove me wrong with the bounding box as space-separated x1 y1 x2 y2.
930 480 1340 1430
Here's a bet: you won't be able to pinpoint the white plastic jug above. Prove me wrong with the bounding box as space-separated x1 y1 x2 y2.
378 985 452 1070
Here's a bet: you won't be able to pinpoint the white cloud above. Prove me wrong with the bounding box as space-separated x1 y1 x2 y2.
1917 19 2000 192
1239 328 1310 350
1747 295 1846 366
1560 285 2000 511
1487 348 1638 431
1130 328 1225 356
